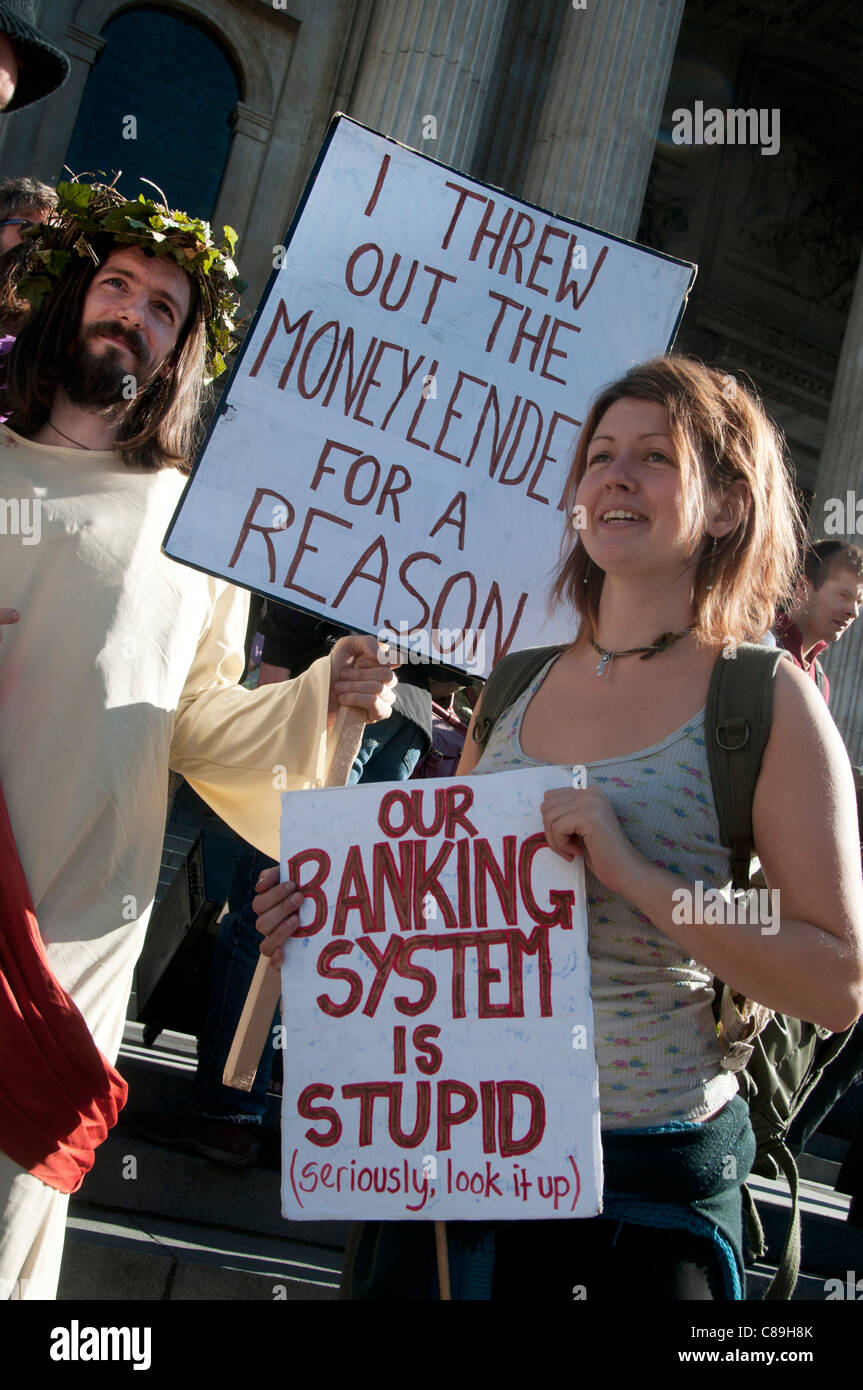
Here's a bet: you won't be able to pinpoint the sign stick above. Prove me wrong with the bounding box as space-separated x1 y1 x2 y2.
435 1222 452 1301
222 699 367 1091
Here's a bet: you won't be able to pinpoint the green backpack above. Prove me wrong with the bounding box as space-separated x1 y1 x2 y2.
472 641 852 1301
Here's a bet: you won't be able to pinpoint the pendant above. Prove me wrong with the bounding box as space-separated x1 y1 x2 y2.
595 648 612 677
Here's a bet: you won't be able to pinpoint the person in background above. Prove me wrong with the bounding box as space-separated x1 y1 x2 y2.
0 1 69 113
0 176 56 345
0 174 54 253
774 539 863 702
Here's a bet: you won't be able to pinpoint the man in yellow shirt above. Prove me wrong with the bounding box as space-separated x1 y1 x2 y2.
0 180 396 1299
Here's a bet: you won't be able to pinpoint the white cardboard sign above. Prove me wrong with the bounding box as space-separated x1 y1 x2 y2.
279 768 602 1222
165 116 694 676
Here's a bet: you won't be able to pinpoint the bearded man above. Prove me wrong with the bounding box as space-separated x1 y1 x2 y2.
0 181 395 1298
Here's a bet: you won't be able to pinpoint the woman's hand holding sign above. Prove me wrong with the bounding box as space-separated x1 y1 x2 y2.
541 785 646 900
253 867 303 969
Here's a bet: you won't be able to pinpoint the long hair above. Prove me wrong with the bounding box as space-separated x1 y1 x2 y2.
0 179 57 335
1 234 207 471
551 356 805 647
0 242 33 334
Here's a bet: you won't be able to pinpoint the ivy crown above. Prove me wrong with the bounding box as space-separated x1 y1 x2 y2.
17 177 244 381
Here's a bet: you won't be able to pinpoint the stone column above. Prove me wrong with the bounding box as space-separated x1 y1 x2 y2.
810 256 863 763
348 0 511 174
212 103 273 254
521 0 685 238
30 25 103 177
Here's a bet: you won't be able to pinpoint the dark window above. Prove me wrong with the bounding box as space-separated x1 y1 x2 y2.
64 5 240 221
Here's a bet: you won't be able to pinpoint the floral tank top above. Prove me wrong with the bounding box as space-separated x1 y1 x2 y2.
472 655 739 1131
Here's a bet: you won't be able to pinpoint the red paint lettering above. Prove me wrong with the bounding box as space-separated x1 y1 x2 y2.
519 832 575 928
498 1080 545 1157
288 848 331 935
474 835 519 927
387 1081 431 1146
298 1083 342 1147
437 1080 478 1150
316 941 363 1017
393 938 437 1015
356 934 403 1018
283 507 353 604
332 844 377 935
228 487 294 582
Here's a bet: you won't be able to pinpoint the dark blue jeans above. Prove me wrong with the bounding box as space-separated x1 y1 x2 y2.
194 843 276 1121
194 712 424 1120
349 709 427 783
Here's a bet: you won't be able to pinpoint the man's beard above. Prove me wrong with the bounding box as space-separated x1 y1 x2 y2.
62 320 153 410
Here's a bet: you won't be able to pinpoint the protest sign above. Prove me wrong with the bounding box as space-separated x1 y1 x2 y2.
164 115 695 676
278 768 601 1222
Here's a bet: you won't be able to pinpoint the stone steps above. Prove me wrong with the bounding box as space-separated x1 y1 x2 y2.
59 1024 347 1300
60 1206 340 1301
743 1172 862 1295
796 1153 842 1186
59 1024 861 1301
746 1264 836 1301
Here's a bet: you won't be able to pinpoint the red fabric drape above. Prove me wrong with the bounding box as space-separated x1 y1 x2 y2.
0 780 127 1193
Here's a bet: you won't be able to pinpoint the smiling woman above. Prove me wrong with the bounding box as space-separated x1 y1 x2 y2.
271 354 863 1301
552 356 801 651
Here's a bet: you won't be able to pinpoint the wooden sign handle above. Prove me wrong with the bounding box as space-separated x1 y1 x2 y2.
222 701 367 1090
220 955 282 1093
435 1221 452 1300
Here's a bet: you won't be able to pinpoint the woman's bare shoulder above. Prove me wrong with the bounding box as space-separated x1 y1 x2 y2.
761 653 855 798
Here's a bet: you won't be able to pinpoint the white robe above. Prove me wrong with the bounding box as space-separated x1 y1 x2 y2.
0 426 331 1296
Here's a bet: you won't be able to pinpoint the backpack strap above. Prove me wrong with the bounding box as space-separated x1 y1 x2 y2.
757 1143 802 1301
740 1144 802 1301
472 645 567 749
706 644 818 1300
705 644 786 891
741 1182 766 1263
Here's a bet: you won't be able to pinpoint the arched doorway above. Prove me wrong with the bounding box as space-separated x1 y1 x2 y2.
64 5 240 220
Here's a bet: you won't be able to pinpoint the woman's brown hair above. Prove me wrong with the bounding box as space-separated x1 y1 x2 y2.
1 234 207 472
551 356 805 647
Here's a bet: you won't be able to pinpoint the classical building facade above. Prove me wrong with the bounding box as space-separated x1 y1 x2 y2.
3 0 862 751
